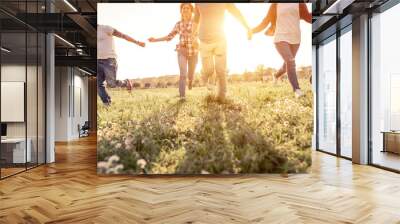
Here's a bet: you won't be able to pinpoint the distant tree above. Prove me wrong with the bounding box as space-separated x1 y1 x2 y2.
297 66 312 79
261 68 276 82
132 82 141 88
228 74 241 83
144 83 151 88
242 70 253 82
156 82 165 88
265 67 276 76
255 64 265 80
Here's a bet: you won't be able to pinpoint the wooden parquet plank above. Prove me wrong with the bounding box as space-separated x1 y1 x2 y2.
0 135 399 223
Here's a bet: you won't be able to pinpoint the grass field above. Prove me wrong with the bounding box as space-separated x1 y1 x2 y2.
97 80 313 174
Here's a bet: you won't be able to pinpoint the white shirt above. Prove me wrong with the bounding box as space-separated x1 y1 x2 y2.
274 4 301 44
97 25 117 59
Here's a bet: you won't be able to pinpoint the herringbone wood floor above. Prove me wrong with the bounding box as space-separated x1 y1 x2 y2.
1 135 400 224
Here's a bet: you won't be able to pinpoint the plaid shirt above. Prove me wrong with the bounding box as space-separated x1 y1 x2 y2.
167 20 198 57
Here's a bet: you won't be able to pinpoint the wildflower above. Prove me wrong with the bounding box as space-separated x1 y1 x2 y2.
97 161 108 169
137 159 147 169
108 155 120 165
125 143 133 150
125 134 134 146
104 132 112 141
114 164 124 171
115 143 122 149
201 170 210 174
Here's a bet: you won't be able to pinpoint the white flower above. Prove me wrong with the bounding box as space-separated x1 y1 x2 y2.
201 170 210 174
137 159 147 169
125 144 133 150
125 135 134 146
114 164 124 172
97 161 108 169
108 155 120 165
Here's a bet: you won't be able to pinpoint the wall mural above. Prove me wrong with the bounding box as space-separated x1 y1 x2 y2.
97 3 313 175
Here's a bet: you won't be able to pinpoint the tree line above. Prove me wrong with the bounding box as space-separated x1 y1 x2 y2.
111 65 311 90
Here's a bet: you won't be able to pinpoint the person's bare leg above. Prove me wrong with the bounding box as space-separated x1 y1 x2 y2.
199 43 215 90
215 41 227 100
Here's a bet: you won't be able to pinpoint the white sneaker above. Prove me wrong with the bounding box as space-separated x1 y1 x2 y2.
295 89 303 98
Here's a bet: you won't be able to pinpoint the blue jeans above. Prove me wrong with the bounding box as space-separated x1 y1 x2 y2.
178 53 198 97
274 42 300 91
98 58 117 104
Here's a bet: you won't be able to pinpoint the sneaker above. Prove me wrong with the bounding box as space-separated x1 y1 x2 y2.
294 89 304 98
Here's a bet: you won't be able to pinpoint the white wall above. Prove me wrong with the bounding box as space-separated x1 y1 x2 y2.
55 67 89 141
1 63 46 164
55 66 69 141
73 73 89 138
1 65 33 139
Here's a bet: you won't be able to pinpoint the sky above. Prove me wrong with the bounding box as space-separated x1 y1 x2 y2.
98 3 312 80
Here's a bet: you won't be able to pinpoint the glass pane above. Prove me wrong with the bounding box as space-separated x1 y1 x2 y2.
27 31 38 169
1 31 27 177
26 0 39 170
318 37 337 154
38 33 45 165
340 29 352 158
371 4 400 171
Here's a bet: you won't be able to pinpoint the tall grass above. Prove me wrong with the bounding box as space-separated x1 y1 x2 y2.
97 80 313 174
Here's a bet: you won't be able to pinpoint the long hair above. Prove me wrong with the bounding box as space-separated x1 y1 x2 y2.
180 3 194 20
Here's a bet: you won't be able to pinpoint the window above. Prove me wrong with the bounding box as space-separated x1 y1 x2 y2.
370 3 400 171
339 28 352 158
317 36 337 154
0 2 46 179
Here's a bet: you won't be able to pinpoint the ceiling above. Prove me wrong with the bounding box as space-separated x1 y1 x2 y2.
0 0 98 73
312 0 391 44
2 0 395 73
